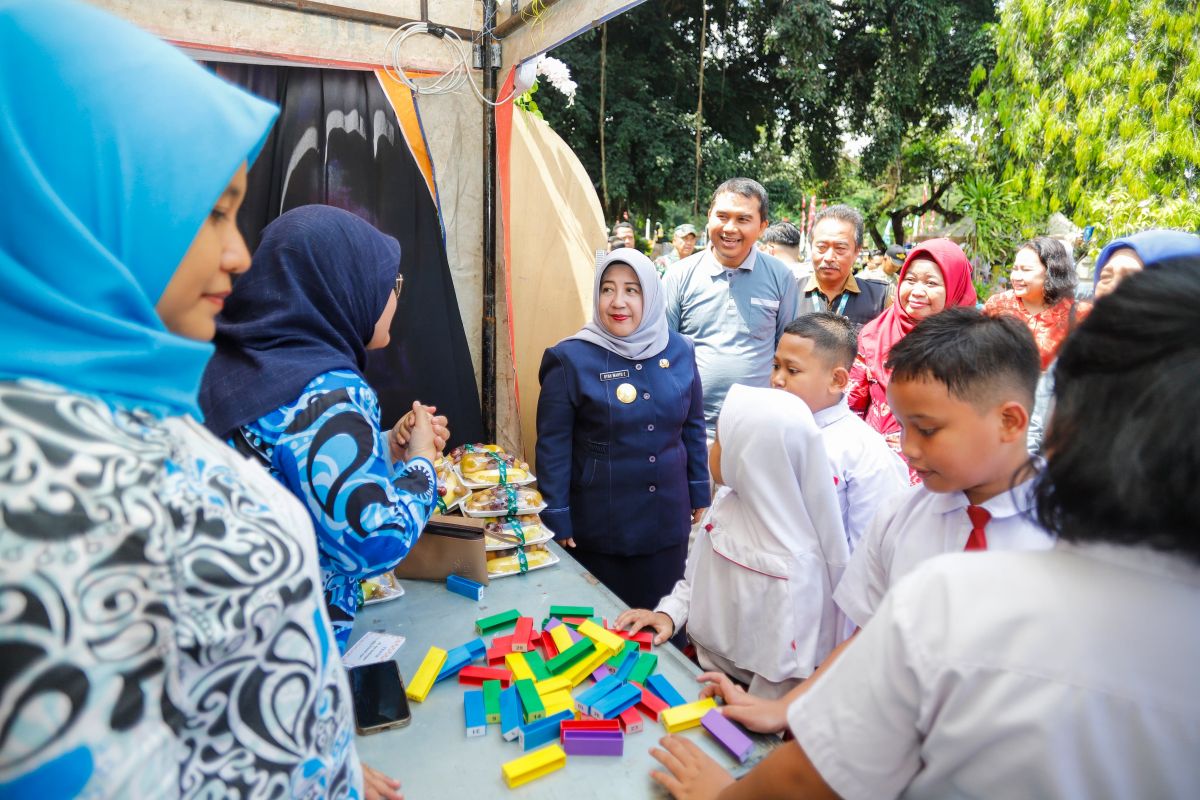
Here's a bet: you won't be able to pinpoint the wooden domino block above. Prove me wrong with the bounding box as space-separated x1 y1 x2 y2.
483 679 502 724
463 689 486 737
576 619 624 654
405 646 447 702
501 744 566 788
475 609 520 635
660 697 718 733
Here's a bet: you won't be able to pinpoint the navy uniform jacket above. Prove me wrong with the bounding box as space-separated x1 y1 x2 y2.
535 331 710 555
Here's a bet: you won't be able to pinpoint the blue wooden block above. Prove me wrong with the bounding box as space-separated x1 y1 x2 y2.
518 709 575 751
464 690 486 737
446 574 485 601
436 637 488 682
590 682 641 720
499 685 522 741
645 674 688 707
613 648 639 683
574 675 622 715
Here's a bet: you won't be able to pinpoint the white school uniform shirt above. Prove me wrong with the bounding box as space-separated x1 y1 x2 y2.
656 385 848 682
834 474 1053 628
789 543 1200 799
812 397 908 551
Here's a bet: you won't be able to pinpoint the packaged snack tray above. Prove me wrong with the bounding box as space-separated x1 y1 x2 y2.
483 514 553 550
462 485 546 517
361 572 405 605
486 543 560 578
458 450 534 488
434 456 470 511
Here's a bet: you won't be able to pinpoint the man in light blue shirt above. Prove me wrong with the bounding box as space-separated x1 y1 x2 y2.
663 178 799 436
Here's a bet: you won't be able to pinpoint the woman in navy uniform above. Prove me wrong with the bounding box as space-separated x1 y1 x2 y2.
537 249 710 610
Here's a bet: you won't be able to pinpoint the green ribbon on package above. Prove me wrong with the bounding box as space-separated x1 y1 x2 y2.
506 516 529 573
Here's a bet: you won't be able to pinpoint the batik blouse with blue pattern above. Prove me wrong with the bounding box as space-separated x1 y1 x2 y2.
236 370 436 650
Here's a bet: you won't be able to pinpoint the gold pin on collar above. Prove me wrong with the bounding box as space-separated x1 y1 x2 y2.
659 358 670 369
615 383 637 403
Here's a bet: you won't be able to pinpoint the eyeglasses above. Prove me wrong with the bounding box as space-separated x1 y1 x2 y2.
394 274 404 300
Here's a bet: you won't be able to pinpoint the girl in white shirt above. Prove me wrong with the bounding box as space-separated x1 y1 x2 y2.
616 384 848 698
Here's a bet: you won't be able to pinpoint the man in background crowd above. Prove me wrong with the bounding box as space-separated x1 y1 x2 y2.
799 205 890 325
654 223 698 276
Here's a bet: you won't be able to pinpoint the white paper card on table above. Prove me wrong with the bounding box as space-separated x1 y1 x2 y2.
342 631 407 668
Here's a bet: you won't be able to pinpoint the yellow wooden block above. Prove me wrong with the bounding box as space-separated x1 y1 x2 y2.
576 619 624 654
535 676 571 697
502 743 567 788
542 690 576 717
660 697 718 733
548 625 575 655
564 645 615 688
505 651 536 682
405 646 448 702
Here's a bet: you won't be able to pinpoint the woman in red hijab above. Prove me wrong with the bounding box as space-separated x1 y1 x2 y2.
847 238 977 481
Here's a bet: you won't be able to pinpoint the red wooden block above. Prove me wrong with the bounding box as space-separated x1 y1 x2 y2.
458 665 513 687
487 634 514 666
540 633 559 660
512 617 534 652
560 718 621 743
636 686 669 721
629 630 653 650
618 706 643 734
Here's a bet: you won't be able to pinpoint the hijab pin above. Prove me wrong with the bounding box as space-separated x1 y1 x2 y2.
659 358 670 369
615 383 637 404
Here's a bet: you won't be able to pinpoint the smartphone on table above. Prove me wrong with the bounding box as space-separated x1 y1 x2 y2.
348 660 412 735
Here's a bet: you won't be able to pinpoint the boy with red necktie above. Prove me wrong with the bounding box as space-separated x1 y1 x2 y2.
697 307 1053 733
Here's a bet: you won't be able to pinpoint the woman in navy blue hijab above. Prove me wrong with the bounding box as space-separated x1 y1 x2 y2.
201 204 445 652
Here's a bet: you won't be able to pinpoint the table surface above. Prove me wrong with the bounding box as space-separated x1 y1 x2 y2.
349 541 778 798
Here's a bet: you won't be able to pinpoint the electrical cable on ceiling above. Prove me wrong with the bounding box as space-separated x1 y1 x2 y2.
383 20 519 107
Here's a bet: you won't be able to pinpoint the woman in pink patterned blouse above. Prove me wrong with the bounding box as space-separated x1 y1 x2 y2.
983 237 1091 370
848 239 978 482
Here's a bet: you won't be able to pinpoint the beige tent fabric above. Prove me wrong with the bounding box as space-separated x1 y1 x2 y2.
507 107 606 466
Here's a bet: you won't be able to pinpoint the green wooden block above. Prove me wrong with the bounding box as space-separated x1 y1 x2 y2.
549 605 594 619
475 608 520 635
514 678 545 723
483 679 502 724
545 636 595 674
627 652 658 686
523 651 552 682
606 639 638 668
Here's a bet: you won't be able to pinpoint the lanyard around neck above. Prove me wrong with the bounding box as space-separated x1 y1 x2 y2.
811 290 850 316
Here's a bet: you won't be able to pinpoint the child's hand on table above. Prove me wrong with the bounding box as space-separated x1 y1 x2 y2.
650 735 734 800
697 671 787 734
614 608 675 645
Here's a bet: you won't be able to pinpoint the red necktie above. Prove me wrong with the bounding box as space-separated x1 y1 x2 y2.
965 505 990 551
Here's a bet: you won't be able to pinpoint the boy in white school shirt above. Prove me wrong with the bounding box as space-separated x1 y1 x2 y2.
648 263 1200 800
696 307 1053 733
770 313 908 553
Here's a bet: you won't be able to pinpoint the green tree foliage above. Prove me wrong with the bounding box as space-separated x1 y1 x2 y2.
536 0 995 224
978 0 1200 243
536 0 793 216
777 0 996 179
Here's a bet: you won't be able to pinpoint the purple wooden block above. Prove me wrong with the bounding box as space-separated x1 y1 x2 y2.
701 709 753 763
544 617 564 632
562 731 624 756
565 626 584 644
591 666 610 682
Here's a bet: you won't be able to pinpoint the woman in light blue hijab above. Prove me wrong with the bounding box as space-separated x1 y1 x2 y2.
0 2 397 798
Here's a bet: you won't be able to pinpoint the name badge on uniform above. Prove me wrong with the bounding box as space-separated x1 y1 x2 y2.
750 297 780 309
600 370 629 382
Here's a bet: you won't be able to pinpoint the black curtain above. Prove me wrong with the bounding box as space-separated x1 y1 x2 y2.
210 63 483 446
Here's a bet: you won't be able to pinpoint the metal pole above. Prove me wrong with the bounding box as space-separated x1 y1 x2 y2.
481 0 499 442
